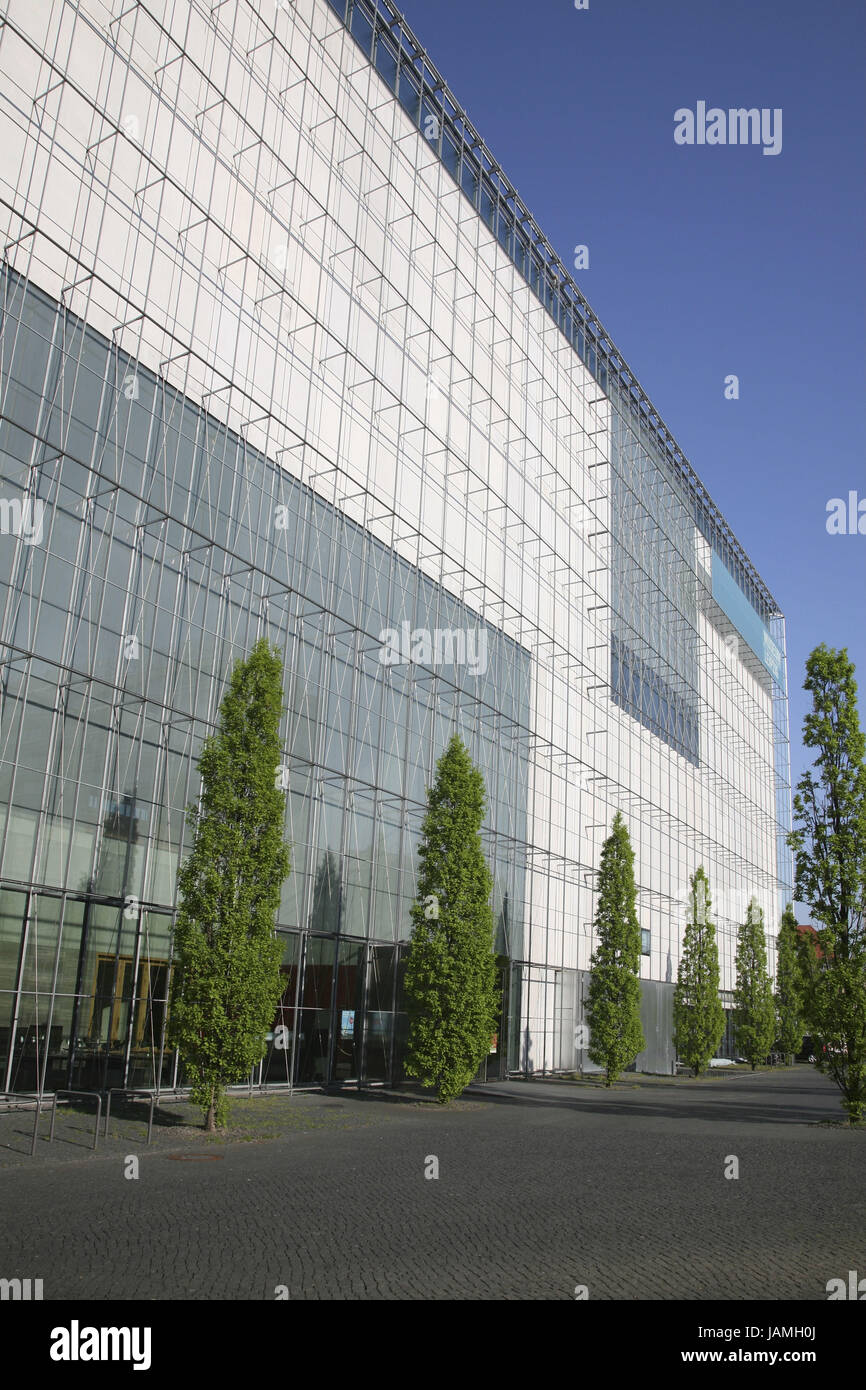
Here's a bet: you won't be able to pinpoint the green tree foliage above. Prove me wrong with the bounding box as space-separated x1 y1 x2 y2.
403 735 498 1103
673 867 726 1076
788 645 866 1122
169 639 290 1130
586 813 645 1085
732 897 775 1069
774 903 804 1059
797 929 866 1122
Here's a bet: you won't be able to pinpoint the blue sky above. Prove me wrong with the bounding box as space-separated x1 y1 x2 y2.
400 0 866 911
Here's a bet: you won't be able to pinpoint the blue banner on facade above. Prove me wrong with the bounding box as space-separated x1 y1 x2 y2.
711 553 785 690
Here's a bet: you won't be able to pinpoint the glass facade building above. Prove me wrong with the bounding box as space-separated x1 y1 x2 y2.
0 0 790 1092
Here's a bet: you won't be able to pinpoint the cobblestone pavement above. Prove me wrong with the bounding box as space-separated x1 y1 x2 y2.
1 1067 863 1300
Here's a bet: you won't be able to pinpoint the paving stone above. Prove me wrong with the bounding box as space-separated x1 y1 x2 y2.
0 1067 861 1300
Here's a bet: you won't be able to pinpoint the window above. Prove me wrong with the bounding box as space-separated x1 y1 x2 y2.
509 232 524 278
88 955 169 1051
420 95 439 150
442 131 459 178
460 154 478 204
398 66 420 122
479 184 495 231
350 2 374 56
374 32 398 91
497 207 512 253
641 929 650 956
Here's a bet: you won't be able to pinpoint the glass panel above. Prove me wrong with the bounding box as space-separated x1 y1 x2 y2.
398 65 420 122
0 267 536 1093
0 889 26 993
0 991 11 1086
374 32 398 91
261 934 301 1085
18 894 63 993
420 95 439 150
497 208 512 253
301 936 336 1010
442 131 459 179
308 851 342 934
349 3 373 56
364 1009 393 1082
3 993 63 1092
294 1007 330 1084
479 184 495 230
461 153 478 204
332 939 363 1080
59 902 136 1092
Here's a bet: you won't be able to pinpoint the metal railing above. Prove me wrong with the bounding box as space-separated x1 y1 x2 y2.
103 1088 159 1145
48 1090 102 1151
0 1091 45 1157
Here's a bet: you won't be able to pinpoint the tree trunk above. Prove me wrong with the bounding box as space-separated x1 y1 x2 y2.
205 1086 216 1132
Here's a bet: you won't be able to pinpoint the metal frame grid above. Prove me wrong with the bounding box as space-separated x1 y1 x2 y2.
0 0 791 1083
324 0 781 622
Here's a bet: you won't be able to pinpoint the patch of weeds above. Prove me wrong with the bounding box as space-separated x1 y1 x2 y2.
811 1117 866 1130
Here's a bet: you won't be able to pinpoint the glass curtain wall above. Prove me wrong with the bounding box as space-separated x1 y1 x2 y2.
609 391 701 767
0 268 530 1092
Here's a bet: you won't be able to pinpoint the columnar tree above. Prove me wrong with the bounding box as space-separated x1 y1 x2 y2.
732 897 775 1069
403 735 499 1103
788 645 866 1122
673 867 726 1076
586 812 645 1085
774 903 804 1062
169 639 290 1130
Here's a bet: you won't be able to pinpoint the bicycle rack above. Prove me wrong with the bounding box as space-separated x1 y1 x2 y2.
104 1089 158 1145
48 1090 102 1151
0 1091 44 1157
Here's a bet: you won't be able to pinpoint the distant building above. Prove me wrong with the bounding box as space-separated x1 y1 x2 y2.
796 924 826 960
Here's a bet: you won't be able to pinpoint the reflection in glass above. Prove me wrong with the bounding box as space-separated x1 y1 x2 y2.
0 269 531 1093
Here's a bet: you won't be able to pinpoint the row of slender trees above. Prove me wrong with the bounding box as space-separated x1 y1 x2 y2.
165 638 500 1123
585 643 866 1126
584 815 803 1084
165 639 865 1127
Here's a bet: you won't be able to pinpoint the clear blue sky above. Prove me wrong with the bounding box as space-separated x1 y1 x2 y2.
400 0 866 911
